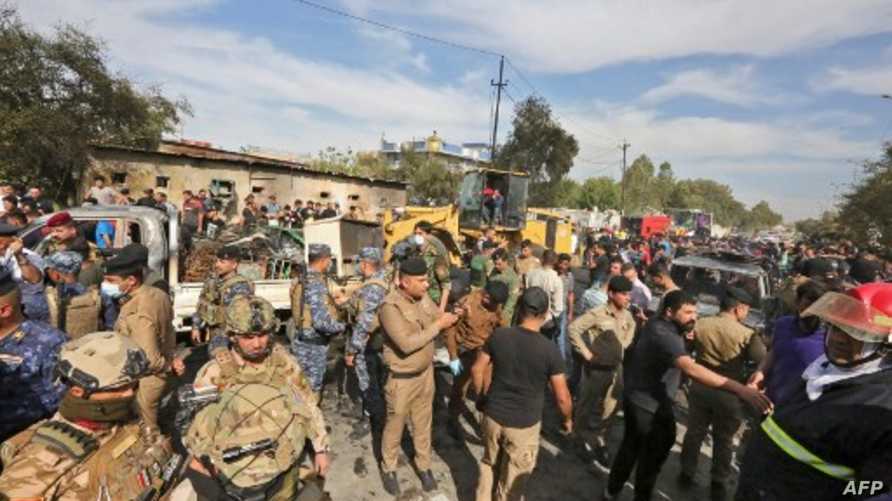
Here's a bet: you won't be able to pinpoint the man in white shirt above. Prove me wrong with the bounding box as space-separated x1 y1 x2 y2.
622 262 652 312
83 175 118 206
525 250 564 335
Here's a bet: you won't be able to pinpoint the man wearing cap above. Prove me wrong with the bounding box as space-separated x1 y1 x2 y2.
445 280 508 440
471 287 573 501
678 286 766 500
44 251 101 339
41 211 104 287
105 243 175 430
190 296 330 478
191 245 254 356
568 275 636 467
0 271 67 443
344 247 390 442
378 256 459 495
0 221 50 322
0 331 175 500
291 243 347 399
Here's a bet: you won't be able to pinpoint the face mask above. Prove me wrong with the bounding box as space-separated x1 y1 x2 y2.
412 235 425 247
101 281 123 299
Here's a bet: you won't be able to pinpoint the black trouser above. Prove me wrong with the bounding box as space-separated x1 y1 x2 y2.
607 400 677 501
363 349 388 430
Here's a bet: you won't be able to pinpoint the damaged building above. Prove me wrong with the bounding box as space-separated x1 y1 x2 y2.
85 140 407 218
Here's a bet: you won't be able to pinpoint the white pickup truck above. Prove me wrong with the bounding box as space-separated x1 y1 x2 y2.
22 206 383 332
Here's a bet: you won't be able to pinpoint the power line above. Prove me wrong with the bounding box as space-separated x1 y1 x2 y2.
295 0 501 58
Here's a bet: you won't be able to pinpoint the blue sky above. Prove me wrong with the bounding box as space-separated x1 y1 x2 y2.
17 0 892 220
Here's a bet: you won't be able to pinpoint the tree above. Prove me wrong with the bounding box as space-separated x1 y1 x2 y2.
0 7 190 203
836 142 892 247
578 176 619 210
497 96 579 205
795 210 839 239
622 154 657 213
745 200 783 231
397 148 459 206
652 161 676 209
668 179 747 227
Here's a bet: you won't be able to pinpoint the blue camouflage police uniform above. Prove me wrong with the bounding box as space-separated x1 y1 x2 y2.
0 317 68 441
291 243 346 394
46 251 88 301
346 248 389 428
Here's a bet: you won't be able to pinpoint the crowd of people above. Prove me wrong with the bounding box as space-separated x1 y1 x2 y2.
1 176 891 501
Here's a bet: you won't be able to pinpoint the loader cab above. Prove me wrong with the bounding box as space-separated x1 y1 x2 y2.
458 168 529 230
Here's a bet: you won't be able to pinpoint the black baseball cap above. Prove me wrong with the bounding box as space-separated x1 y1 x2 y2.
520 287 549 315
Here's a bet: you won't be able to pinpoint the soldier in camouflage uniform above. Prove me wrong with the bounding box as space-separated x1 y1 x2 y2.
344 247 389 442
0 270 68 443
170 383 329 501
191 245 254 356
413 221 451 311
190 295 330 463
489 248 520 325
290 243 347 398
0 331 175 500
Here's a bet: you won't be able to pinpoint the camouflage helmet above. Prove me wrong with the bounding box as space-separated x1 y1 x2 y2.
225 295 278 335
184 383 308 489
55 331 150 394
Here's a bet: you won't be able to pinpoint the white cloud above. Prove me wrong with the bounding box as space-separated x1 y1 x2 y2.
346 0 892 73
814 65 892 96
640 65 789 107
15 0 492 154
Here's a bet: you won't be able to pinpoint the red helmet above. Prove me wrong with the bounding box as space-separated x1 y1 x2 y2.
803 283 892 344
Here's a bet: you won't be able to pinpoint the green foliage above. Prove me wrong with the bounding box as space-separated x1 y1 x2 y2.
794 210 839 239
836 142 892 247
0 7 190 202
578 176 619 210
744 201 783 231
497 96 579 205
397 148 460 205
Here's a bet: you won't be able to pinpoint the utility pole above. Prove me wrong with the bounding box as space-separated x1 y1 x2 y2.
490 55 507 165
620 139 630 215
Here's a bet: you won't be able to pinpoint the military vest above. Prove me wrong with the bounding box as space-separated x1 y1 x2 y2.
212 345 315 399
290 275 340 330
354 278 389 351
46 286 101 339
197 274 253 327
1 419 172 500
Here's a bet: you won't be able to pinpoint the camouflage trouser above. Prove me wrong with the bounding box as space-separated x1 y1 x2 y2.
292 336 329 394
355 349 387 429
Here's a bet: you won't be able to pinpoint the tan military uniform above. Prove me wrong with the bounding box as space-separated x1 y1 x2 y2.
568 302 635 449
114 284 175 430
514 255 541 283
193 344 330 452
378 288 442 473
680 312 767 488
0 415 172 500
444 290 503 419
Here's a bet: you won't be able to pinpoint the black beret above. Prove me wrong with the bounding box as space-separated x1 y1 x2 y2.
0 268 18 295
216 246 241 261
399 257 427 277
0 222 18 237
725 286 754 306
104 243 148 276
607 275 633 293
484 281 509 305
520 287 549 316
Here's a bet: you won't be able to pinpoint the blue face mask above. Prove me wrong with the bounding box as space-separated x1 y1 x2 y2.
101 281 123 299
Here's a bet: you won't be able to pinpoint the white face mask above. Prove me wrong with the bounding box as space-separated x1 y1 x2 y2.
101 281 124 299
412 235 425 247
